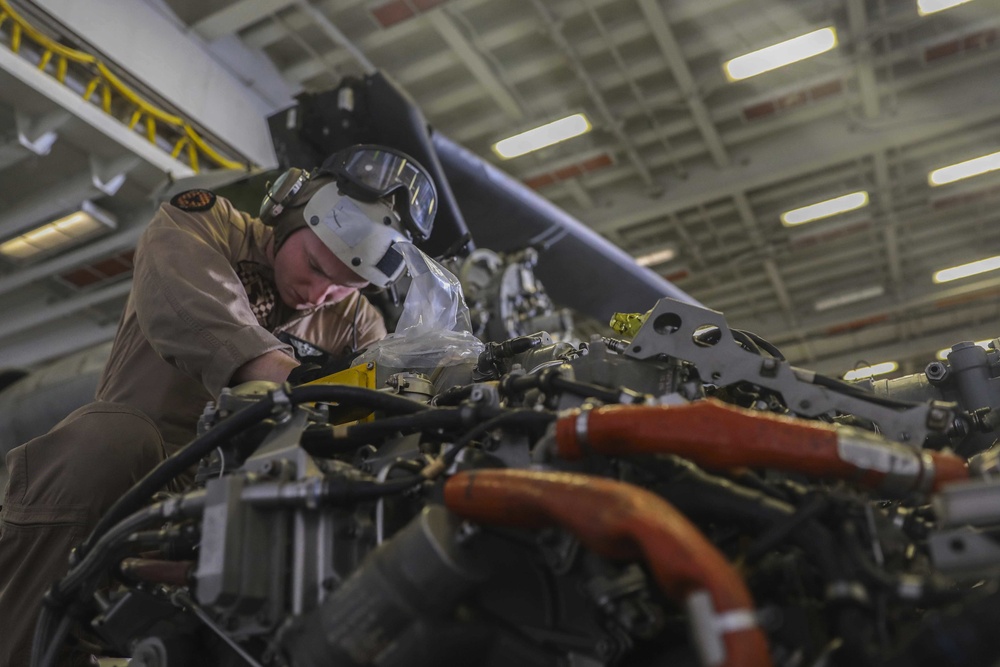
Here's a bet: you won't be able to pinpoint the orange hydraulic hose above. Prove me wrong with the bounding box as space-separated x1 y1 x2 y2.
444 469 772 667
555 399 968 495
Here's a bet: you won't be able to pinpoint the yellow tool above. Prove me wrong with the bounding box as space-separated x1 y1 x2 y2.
609 311 650 338
305 362 379 424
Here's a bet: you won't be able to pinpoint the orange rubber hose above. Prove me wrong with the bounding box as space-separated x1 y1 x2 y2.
444 469 772 667
555 400 967 494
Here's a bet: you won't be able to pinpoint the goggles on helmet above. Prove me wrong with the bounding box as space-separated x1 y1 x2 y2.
321 145 437 241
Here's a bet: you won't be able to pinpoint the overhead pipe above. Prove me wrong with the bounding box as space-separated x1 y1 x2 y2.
443 469 771 667
554 400 969 496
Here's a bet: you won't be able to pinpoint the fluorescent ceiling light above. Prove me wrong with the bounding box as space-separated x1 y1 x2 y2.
928 150 1000 186
493 114 592 159
936 339 993 360
636 248 676 267
843 361 898 381
0 202 116 262
933 255 1000 283
724 27 838 81
814 284 885 311
781 191 869 226
918 0 975 15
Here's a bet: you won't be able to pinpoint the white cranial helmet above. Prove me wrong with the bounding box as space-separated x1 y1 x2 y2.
303 182 409 287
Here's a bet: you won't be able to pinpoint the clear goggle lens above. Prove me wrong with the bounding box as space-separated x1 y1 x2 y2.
330 146 437 240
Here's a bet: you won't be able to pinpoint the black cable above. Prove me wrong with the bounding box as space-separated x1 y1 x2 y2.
731 329 763 355
442 409 556 468
736 328 786 360
743 493 829 562
291 384 430 414
642 456 845 581
302 410 554 499
322 475 426 501
841 521 960 604
432 384 475 406
351 290 362 353
811 373 923 409
31 610 72 667
80 397 274 559
34 503 171 667
300 407 492 457
82 385 430 558
341 406 489 442
500 370 626 405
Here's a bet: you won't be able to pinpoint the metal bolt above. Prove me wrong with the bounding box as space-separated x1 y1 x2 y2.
925 362 949 383
309 216 319 226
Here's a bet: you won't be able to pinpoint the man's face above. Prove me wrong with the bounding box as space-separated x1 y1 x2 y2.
272 228 369 310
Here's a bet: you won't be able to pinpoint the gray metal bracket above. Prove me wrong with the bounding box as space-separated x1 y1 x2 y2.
624 298 945 445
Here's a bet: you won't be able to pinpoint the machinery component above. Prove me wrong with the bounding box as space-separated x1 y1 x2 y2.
443 469 771 667
927 527 1000 579
35 318 1000 667
621 297 955 446
554 400 968 496
860 339 1000 454
459 247 574 343
279 505 486 667
932 479 1000 528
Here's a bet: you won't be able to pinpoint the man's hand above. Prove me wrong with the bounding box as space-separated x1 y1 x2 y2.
231 350 300 385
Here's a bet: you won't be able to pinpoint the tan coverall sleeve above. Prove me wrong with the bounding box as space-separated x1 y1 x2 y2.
131 198 292 396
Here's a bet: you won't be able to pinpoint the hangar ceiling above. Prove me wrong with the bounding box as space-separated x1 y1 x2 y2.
0 0 998 381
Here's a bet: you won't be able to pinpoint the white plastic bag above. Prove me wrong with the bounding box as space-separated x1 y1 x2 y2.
355 243 484 371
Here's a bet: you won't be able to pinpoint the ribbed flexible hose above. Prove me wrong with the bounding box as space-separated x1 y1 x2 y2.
443 469 772 667
555 400 968 495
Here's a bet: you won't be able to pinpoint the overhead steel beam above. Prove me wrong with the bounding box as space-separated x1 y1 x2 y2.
585 70 1000 234
846 0 880 119
528 0 655 187
0 45 195 178
192 0 295 41
0 322 117 369
0 223 146 298
291 0 376 74
0 280 131 340
426 10 523 120
0 171 101 241
637 0 729 168
733 192 764 248
763 258 795 320
873 151 903 289
744 265 1000 349
805 319 1000 376
562 179 596 210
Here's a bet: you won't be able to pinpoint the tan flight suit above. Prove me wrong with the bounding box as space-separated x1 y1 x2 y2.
0 193 386 666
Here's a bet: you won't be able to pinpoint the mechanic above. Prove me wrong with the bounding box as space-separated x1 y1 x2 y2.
0 144 438 667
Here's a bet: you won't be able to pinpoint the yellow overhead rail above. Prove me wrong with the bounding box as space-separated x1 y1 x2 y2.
0 0 247 172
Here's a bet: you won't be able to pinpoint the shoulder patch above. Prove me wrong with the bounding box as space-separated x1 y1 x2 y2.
169 189 217 212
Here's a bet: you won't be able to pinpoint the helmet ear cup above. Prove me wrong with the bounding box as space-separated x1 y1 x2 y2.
259 168 310 226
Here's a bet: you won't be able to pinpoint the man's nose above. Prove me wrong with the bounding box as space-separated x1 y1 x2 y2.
308 279 334 305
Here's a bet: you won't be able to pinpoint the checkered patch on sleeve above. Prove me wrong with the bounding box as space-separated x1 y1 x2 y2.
169 189 217 212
